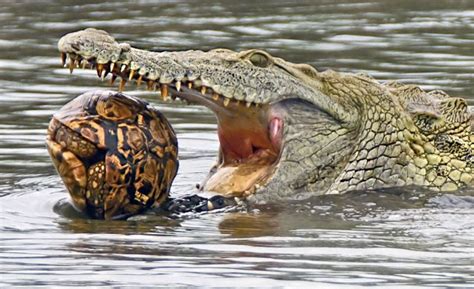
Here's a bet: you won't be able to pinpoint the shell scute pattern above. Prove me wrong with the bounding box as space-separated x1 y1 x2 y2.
47 90 178 219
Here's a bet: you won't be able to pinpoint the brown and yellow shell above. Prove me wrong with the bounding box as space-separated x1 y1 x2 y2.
46 90 178 219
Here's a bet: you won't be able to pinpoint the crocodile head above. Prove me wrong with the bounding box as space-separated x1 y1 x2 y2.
58 28 473 202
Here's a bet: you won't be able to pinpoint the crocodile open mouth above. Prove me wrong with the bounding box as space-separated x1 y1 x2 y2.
62 53 284 196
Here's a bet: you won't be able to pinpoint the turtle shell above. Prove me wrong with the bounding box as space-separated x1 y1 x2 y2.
46 90 178 219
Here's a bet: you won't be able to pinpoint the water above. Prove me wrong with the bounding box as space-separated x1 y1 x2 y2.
1 0 473 287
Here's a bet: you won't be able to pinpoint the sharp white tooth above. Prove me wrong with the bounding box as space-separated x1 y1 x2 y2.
121 64 127 72
201 86 207 95
161 84 169 101
68 58 75 73
175 81 181 92
246 102 251 108
110 62 115 71
61 52 66 66
212 93 219 101
234 197 244 205
101 69 106 80
128 69 135 80
223 98 230 107
109 74 117 85
146 80 154 91
136 75 143 86
207 201 214 211
119 78 126 91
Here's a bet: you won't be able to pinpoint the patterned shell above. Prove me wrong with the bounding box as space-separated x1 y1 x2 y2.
46 90 178 219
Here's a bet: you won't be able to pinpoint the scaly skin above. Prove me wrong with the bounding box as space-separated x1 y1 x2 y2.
58 28 473 203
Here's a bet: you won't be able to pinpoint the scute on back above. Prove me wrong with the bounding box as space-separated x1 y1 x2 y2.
385 81 473 166
47 90 178 219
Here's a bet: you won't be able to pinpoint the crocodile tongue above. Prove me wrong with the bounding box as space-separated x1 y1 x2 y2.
217 107 278 163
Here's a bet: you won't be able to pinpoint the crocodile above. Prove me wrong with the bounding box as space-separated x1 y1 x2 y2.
57 28 473 204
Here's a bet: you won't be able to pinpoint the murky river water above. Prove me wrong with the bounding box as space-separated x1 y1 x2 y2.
1 0 473 287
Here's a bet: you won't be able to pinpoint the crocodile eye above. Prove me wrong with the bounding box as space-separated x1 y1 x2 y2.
249 52 271 68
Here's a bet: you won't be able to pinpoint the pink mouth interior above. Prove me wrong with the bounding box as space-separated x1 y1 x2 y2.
217 107 283 166
201 101 284 196
170 86 284 196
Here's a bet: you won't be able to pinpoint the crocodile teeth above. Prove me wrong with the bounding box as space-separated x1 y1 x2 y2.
96 63 104 77
100 69 107 81
109 74 117 86
206 201 214 211
146 80 154 91
161 84 169 100
81 60 88 69
61 52 67 66
119 78 126 91
58 55 261 109
68 58 75 73
223 98 230 107
128 69 135 81
137 75 143 86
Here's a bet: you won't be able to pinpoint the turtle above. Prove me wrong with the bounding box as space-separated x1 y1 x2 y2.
46 90 179 219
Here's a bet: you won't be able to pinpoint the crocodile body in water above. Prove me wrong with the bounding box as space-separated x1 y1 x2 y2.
57 28 473 204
